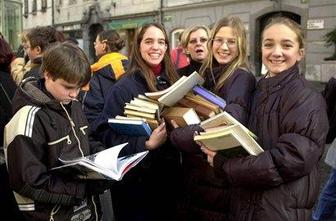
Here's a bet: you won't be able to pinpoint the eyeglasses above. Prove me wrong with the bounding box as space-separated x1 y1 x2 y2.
212 37 237 48
188 37 208 45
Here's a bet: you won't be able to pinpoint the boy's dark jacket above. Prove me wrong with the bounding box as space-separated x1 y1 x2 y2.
4 78 105 221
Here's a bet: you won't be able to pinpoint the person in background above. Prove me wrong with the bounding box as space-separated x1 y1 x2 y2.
82 30 128 131
23 26 64 80
4 42 113 221
170 16 256 221
0 37 24 220
171 31 190 69
201 16 328 221
177 24 210 77
94 23 181 221
312 77 336 221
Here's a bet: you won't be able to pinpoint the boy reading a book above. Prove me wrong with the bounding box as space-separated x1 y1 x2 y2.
3 42 112 221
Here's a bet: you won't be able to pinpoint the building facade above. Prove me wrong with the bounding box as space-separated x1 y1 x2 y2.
0 0 22 50
21 0 336 82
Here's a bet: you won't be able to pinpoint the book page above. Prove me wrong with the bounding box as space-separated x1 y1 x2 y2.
93 143 128 174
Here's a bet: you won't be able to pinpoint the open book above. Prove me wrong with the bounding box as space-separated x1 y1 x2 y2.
51 143 148 180
195 112 263 156
145 71 204 106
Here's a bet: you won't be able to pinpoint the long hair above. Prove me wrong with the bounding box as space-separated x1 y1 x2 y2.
0 38 14 72
127 23 179 92
200 16 249 92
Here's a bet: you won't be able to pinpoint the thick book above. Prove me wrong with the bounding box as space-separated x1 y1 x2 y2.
178 97 216 119
195 111 262 156
192 85 226 109
115 115 159 130
51 143 148 181
185 93 221 113
144 76 187 100
145 71 205 107
161 107 201 127
194 124 263 156
108 118 152 137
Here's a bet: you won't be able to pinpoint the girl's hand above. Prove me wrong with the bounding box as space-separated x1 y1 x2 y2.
200 145 217 167
145 121 167 150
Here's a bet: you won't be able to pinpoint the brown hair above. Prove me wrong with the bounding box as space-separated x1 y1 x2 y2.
180 25 210 49
127 23 179 92
262 16 304 49
26 26 61 52
41 42 91 87
97 30 125 53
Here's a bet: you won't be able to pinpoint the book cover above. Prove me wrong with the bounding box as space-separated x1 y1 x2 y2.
161 107 201 127
192 85 226 109
185 94 220 113
146 71 204 107
178 98 216 119
51 143 149 181
108 118 152 137
194 124 263 156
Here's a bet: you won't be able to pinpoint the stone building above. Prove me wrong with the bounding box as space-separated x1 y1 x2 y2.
21 0 336 82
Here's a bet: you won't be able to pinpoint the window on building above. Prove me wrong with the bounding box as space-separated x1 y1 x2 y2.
171 28 184 49
41 0 47 12
32 0 37 15
24 0 28 17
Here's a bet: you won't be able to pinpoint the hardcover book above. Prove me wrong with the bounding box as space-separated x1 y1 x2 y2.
51 143 148 181
108 118 152 137
162 106 201 127
192 85 226 109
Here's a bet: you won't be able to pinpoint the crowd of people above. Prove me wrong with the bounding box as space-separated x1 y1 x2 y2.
0 15 335 221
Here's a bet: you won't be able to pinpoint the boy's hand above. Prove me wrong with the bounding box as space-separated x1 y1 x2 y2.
145 121 167 150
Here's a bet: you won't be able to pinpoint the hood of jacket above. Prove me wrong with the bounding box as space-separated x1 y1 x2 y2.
12 77 65 114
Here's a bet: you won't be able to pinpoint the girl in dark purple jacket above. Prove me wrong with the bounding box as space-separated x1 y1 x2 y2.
170 16 255 220
202 17 329 221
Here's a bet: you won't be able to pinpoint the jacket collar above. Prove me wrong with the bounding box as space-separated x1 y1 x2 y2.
258 64 299 94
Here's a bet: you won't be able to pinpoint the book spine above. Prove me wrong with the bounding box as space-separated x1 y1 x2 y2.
192 85 226 109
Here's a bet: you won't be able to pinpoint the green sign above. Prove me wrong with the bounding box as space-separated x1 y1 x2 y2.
106 17 155 30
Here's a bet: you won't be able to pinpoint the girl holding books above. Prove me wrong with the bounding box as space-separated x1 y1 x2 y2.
177 25 210 77
93 23 181 221
201 17 329 221
170 16 256 220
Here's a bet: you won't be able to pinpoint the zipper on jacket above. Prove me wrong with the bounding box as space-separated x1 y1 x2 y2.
48 135 71 145
80 125 88 135
49 204 61 221
60 103 84 157
91 195 98 221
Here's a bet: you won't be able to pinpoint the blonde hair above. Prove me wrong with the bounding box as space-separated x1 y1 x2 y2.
200 16 249 92
180 25 210 50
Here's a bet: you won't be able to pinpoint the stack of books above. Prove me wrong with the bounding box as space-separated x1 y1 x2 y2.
108 95 162 137
194 112 263 156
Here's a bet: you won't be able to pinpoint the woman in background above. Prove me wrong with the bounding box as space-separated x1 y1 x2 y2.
177 25 209 76
83 30 128 131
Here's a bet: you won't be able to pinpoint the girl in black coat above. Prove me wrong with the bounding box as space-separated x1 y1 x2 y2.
94 23 181 221
202 17 328 221
170 16 256 221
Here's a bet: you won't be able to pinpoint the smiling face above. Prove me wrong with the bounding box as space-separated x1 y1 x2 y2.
140 26 167 67
262 24 304 76
212 26 238 65
186 28 209 62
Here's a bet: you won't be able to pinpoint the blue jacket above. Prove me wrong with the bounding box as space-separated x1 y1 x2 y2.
83 52 128 131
